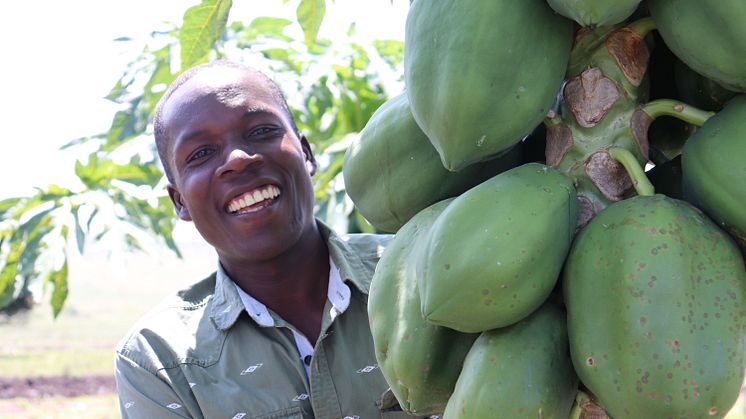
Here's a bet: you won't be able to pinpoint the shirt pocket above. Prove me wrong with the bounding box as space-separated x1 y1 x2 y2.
251 406 305 419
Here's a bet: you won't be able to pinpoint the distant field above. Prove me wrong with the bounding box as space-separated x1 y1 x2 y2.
0 239 214 374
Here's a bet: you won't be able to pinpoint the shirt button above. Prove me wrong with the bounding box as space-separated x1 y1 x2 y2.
304 355 312 366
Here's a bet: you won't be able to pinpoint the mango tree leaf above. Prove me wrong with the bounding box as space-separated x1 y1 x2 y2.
141 45 176 114
372 40 404 69
48 259 68 318
296 0 325 48
0 209 55 309
75 154 163 189
104 97 143 149
0 198 22 219
71 205 86 254
60 135 101 150
180 0 233 69
244 17 293 42
48 226 69 318
38 185 74 201
123 233 144 253
0 238 23 308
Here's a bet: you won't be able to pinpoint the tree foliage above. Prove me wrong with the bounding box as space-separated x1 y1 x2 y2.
0 0 404 316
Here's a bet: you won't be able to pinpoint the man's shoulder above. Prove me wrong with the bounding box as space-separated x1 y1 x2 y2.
327 231 393 295
335 231 394 255
115 272 220 371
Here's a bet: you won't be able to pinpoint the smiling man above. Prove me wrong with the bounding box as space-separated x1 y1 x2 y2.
114 60 408 418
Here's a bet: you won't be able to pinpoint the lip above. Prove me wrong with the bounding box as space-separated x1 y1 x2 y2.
224 183 282 214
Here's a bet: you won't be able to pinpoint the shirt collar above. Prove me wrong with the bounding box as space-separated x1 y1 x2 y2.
232 257 350 328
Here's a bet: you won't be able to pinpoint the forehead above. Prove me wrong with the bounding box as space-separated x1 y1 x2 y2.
162 67 282 128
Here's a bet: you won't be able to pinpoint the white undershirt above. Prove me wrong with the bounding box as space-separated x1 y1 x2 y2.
233 258 350 378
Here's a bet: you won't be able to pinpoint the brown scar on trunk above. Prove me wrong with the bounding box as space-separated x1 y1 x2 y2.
576 195 598 232
546 123 573 167
565 68 620 128
607 27 650 87
631 108 652 160
586 150 633 201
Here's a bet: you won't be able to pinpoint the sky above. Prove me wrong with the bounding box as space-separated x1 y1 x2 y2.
0 0 408 200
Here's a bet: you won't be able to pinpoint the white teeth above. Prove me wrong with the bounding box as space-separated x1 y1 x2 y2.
228 185 280 213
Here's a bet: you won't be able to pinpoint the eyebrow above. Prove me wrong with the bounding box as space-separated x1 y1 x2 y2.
176 108 279 145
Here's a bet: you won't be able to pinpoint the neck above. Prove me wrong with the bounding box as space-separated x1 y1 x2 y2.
221 221 330 342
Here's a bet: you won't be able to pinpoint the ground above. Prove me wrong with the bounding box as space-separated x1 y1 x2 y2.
0 375 115 399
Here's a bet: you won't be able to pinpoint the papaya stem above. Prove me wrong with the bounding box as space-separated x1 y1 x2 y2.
568 401 582 419
568 390 592 419
608 147 655 197
641 99 715 127
627 16 656 38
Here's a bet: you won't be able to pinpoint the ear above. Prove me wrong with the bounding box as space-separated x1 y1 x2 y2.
168 185 193 221
300 134 317 176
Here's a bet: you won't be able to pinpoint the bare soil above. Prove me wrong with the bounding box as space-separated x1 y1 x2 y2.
0 375 115 399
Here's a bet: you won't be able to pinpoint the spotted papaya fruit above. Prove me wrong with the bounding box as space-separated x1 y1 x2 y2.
546 0 642 28
649 0 746 92
368 198 479 416
682 94 746 250
443 302 578 419
418 163 578 333
404 0 573 171
343 92 523 233
564 194 746 418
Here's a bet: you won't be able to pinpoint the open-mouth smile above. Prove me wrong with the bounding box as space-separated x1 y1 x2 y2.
227 185 281 214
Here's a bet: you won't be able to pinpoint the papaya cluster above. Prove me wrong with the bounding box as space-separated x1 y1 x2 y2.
343 0 746 418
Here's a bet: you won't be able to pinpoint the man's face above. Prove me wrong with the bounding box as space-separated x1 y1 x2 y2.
163 67 317 264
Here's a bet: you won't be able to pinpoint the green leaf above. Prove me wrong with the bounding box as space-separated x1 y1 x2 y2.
48 257 68 318
297 0 325 48
60 135 101 150
104 100 141 148
75 154 163 189
72 205 86 254
0 198 22 219
124 233 144 253
180 0 233 69
372 40 404 68
243 17 293 42
0 238 22 309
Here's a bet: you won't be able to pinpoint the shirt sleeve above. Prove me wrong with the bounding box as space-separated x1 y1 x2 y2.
115 351 193 419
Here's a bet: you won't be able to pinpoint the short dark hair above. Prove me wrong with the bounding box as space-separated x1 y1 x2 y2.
153 60 298 184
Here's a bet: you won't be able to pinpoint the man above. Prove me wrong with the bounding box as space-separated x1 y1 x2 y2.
114 60 407 418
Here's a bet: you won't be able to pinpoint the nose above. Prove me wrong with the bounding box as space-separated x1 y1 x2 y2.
216 148 262 177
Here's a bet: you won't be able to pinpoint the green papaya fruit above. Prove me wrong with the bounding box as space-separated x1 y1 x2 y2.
674 59 738 112
564 194 746 418
343 92 523 233
404 0 573 171
368 198 479 416
418 163 578 333
682 94 746 250
443 302 578 419
546 0 641 28
648 0 746 92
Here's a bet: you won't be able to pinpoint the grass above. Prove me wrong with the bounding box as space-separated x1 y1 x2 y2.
0 394 119 419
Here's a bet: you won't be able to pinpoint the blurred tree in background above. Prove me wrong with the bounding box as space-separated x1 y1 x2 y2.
0 0 404 316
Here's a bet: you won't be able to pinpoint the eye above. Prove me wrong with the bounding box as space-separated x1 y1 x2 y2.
187 147 213 163
247 125 281 138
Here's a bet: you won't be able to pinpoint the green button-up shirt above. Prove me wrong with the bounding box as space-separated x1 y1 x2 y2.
114 222 415 419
